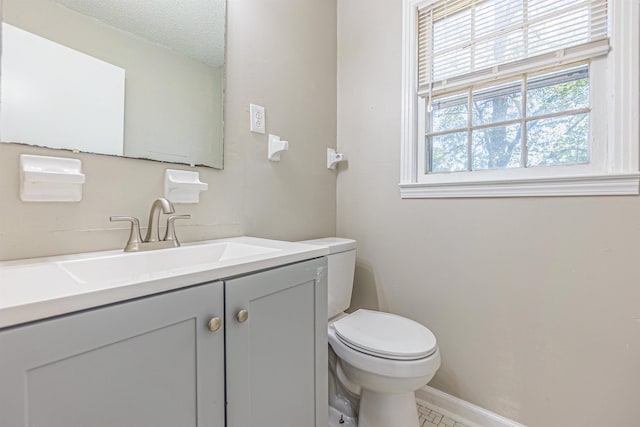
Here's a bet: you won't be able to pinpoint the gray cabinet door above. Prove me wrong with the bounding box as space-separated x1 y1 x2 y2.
0 281 225 427
225 258 328 427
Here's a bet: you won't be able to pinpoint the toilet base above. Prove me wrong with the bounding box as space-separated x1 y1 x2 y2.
358 389 419 427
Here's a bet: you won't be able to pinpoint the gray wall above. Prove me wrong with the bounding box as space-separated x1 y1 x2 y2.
0 0 337 260
336 0 640 426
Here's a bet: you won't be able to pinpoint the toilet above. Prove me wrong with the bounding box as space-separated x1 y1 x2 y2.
299 238 441 427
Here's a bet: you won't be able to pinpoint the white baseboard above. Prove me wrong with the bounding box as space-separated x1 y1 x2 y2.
415 385 527 427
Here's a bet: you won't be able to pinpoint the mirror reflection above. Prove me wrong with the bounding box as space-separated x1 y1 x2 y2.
1 0 226 169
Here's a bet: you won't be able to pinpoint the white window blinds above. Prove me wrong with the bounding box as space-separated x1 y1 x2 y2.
417 0 609 97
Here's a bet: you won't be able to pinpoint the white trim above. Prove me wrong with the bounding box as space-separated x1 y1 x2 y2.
400 173 640 198
400 0 426 184
416 385 527 427
608 0 640 173
400 0 640 198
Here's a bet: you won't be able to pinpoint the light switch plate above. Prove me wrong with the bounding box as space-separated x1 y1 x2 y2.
250 104 266 134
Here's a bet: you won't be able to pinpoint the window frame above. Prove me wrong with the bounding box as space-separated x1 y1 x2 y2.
400 0 640 198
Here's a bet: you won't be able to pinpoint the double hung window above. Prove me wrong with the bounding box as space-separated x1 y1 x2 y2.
400 0 640 197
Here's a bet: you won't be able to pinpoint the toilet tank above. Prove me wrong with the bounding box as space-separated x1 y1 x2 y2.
298 238 356 319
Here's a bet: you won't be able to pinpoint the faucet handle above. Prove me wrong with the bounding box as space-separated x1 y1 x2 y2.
164 214 191 246
110 216 143 252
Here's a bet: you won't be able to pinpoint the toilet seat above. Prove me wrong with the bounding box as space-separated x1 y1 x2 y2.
333 309 437 361
328 322 440 380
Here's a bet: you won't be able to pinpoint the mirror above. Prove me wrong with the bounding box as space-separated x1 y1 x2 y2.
0 0 226 169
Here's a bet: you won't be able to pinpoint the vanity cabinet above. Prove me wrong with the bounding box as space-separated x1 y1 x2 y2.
0 257 327 427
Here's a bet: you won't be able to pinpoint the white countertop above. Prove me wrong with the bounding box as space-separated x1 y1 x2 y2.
0 237 329 329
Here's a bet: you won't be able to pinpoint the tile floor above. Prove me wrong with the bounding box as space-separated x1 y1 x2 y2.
417 400 469 427
329 398 471 427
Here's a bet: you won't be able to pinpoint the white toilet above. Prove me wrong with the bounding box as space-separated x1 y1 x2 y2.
299 238 441 427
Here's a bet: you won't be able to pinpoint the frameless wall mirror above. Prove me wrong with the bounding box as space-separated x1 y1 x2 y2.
0 0 226 169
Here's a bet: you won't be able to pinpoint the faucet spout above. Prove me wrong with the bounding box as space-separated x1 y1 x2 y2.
144 197 175 243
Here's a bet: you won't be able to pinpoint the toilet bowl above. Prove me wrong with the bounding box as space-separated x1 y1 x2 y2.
299 238 441 427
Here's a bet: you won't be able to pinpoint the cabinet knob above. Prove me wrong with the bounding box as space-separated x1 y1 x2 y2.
236 309 249 323
208 317 222 332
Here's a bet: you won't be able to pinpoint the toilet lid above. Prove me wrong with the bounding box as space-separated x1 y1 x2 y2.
333 309 437 361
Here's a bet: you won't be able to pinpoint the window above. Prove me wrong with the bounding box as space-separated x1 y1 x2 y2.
428 64 590 173
400 0 640 198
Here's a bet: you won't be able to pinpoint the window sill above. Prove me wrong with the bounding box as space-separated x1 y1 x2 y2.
399 173 640 198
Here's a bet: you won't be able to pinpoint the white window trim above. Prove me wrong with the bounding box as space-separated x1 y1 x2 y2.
400 0 640 198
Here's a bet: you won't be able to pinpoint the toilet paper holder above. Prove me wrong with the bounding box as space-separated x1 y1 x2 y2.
327 148 346 170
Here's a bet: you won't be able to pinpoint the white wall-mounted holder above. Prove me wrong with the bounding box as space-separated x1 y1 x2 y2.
20 154 85 202
164 169 209 203
327 148 346 170
268 134 289 161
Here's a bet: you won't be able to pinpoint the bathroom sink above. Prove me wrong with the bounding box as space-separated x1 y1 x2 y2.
57 241 280 284
0 236 329 328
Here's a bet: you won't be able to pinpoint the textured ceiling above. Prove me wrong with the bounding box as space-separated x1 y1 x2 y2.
54 0 226 67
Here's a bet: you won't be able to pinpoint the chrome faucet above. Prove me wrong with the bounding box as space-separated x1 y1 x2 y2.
111 198 190 252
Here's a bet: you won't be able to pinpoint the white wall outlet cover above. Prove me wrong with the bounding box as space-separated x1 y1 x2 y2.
250 104 266 134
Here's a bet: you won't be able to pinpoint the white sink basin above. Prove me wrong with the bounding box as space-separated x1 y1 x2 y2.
57 242 280 284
